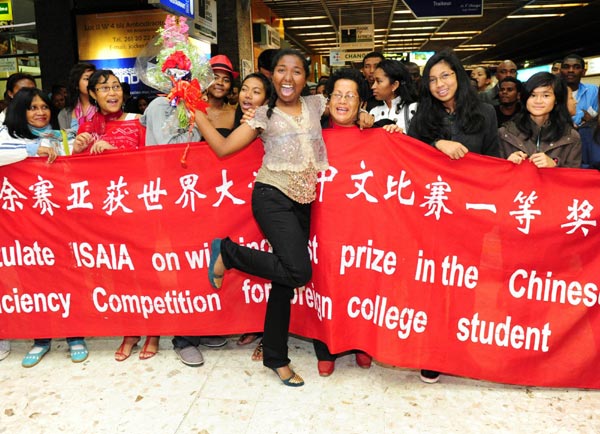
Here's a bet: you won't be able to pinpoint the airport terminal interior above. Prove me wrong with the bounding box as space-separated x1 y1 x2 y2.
2 1 600 433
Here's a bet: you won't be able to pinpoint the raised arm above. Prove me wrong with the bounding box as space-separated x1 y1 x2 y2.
195 110 260 157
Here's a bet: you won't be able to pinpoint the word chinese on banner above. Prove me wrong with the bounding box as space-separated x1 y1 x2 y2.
1 129 600 389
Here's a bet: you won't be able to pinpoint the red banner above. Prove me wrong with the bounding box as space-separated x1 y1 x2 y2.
1 128 600 389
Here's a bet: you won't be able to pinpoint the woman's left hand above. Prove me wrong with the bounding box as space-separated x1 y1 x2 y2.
529 152 556 168
357 111 374 130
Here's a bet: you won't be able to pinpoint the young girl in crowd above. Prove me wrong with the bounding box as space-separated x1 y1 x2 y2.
499 72 581 168
204 55 239 137
0 72 36 124
74 70 145 154
369 59 418 132
408 49 499 162
195 49 328 387
58 63 97 132
230 72 272 355
0 88 85 367
470 66 492 93
408 49 499 384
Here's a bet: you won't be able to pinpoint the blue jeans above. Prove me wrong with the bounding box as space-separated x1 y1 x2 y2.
221 183 312 369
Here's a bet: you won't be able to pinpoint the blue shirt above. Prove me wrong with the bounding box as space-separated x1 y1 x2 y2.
573 82 599 127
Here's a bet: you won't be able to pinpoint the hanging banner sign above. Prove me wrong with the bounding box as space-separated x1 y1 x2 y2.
339 25 374 50
160 0 194 18
329 50 372 66
191 0 217 44
403 0 483 18
1 129 600 389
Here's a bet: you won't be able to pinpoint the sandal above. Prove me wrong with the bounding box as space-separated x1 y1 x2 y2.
271 366 304 387
251 340 263 361
114 336 141 362
139 336 159 360
68 339 89 363
22 345 50 368
237 333 259 346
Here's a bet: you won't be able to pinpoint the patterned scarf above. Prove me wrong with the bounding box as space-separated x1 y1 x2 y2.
73 100 97 125
80 110 123 136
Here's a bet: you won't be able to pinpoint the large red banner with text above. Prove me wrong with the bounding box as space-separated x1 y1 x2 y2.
1 128 600 389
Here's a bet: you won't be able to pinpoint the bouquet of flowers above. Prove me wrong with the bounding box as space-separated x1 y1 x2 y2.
135 15 213 131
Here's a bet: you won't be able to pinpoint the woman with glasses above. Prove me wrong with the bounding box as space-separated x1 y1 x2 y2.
314 67 388 377
369 59 418 132
72 70 151 360
408 49 499 161
73 70 145 154
499 72 581 168
408 50 499 385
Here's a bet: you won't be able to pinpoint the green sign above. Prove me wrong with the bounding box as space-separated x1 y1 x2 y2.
0 1 13 21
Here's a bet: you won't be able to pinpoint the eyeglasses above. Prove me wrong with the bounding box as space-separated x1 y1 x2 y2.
428 71 455 85
95 85 122 93
330 92 358 102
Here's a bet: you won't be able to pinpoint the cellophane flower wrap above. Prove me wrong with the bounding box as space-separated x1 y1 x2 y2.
135 15 213 133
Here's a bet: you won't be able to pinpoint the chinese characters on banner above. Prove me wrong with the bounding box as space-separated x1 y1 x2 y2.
1 129 600 389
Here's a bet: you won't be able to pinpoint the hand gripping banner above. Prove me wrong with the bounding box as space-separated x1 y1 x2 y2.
1 128 600 388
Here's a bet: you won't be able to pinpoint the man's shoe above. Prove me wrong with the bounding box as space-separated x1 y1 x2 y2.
174 346 204 367
198 336 227 348
420 369 440 384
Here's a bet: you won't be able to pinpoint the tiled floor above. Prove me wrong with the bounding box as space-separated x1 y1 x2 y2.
0 336 598 434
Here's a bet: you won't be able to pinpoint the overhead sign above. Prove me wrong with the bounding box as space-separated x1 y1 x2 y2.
191 0 217 44
403 0 483 18
330 50 372 66
159 0 194 18
0 0 12 21
339 25 374 50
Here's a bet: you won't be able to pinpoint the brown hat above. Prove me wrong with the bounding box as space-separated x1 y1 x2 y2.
209 54 239 79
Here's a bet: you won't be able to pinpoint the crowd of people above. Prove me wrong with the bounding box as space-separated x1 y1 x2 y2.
1 20 598 386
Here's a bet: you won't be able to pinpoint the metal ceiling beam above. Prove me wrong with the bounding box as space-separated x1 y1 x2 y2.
320 0 338 34
283 31 313 54
381 0 399 51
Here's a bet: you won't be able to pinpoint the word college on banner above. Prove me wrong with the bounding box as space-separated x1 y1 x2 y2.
1 128 600 389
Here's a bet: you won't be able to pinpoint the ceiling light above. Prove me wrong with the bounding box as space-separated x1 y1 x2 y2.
393 10 412 14
393 19 443 23
460 44 496 48
287 24 332 29
523 3 588 8
436 31 480 35
303 37 337 42
392 26 438 31
429 36 471 40
295 32 336 36
280 16 328 21
507 13 565 18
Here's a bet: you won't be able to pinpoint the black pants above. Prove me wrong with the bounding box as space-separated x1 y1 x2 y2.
221 183 312 369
